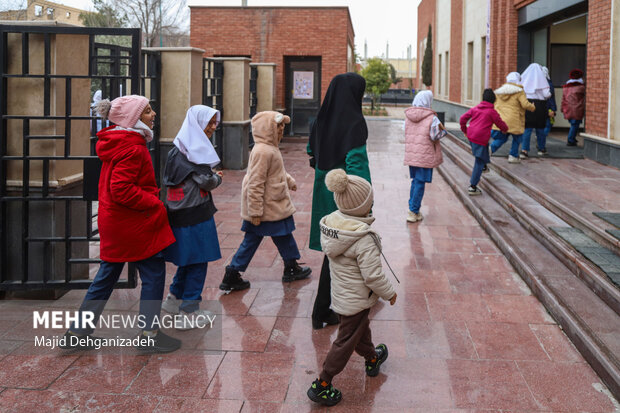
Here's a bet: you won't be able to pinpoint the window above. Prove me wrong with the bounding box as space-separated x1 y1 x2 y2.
438 54 442 96
467 42 474 101
66 12 71 18
47 8 54 15
445 51 449 97
480 36 487 94
34 5 43 16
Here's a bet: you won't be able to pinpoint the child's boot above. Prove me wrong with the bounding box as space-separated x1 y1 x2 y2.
365 343 389 377
282 260 311 282
307 378 342 406
219 266 250 292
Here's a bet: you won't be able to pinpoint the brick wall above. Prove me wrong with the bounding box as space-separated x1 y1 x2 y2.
417 0 436 92
489 0 519 88
190 7 353 110
585 0 612 138
449 0 463 101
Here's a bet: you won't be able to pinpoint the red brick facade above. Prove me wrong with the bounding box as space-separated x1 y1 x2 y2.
190 7 354 110
449 0 463 101
585 0 612 137
416 0 436 92
489 0 519 88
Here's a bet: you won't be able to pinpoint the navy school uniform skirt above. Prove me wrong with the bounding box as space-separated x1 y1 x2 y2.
164 217 221 266
470 142 490 163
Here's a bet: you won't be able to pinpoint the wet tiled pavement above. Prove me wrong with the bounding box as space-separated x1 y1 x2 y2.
0 118 618 412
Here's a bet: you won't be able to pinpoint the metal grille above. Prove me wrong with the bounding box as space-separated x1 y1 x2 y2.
202 58 224 159
0 25 160 290
249 65 258 148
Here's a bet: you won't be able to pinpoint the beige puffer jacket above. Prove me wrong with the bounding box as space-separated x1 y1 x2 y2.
320 210 396 316
241 112 296 222
492 83 535 135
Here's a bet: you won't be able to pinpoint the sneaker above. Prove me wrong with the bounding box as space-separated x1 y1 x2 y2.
365 343 389 377
58 331 102 350
468 185 482 196
219 266 250 292
175 309 215 331
136 330 181 353
161 293 181 314
282 261 312 282
519 150 528 159
307 379 342 406
406 211 423 223
537 149 547 156
508 155 520 164
312 310 340 330
567 141 577 147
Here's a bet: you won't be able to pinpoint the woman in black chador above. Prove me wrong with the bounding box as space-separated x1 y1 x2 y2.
307 72 372 329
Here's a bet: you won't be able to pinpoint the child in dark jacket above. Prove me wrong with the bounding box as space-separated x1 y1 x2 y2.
460 89 508 195
161 105 223 330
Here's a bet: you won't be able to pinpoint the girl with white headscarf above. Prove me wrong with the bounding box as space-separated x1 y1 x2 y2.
520 63 552 158
403 90 445 223
161 105 223 329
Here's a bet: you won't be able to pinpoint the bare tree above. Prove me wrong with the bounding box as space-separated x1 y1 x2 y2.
111 0 189 47
0 0 28 20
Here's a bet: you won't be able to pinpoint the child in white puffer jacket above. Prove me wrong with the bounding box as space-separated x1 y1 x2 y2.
306 169 397 407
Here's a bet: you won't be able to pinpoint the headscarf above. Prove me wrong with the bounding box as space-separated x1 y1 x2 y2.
541 66 550 80
506 72 521 85
412 90 445 141
413 90 433 108
521 63 549 96
91 90 102 108
173 105 221 167
569 69 584 79
309 72 368 171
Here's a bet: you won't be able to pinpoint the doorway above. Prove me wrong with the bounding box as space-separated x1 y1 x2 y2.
284 56 321 135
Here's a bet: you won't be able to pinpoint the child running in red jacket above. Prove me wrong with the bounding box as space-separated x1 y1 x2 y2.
459 89 508 196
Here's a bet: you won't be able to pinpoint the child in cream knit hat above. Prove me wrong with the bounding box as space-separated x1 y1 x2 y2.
307 169 397 407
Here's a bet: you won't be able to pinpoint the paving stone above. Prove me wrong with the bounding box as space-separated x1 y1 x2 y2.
594 212 620 228
607 229 620 240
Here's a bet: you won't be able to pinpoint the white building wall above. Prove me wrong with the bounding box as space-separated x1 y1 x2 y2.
435 0 451 99
462 0 489 105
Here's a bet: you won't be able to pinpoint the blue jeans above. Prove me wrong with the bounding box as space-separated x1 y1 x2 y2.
470 157 485 187
543 118 552 138
229 232 300 272
522 127 547 152
409 179 426 214
490 130 522 157
170 262 208 313
568 119 582 144
71 252 166 335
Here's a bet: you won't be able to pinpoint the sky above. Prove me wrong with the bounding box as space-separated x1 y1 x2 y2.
31 0 422 59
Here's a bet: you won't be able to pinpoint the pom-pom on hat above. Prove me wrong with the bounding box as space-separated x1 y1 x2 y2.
569 69 584 79
97 95 149 128
325 169 373 217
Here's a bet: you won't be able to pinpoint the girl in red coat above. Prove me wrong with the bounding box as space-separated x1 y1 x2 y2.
62 95 180 353
460 89 508 195
561 69 586 146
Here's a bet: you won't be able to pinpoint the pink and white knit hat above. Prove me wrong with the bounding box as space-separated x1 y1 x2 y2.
99 95 150 128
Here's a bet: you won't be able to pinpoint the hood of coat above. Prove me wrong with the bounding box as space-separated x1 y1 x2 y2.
96 126 147 162
251 111 290 147
495 83 524 101
405 106 435 123
319 210 376 257
477 101 496 110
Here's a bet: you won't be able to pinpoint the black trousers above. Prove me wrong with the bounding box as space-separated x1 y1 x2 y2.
312 255 332 320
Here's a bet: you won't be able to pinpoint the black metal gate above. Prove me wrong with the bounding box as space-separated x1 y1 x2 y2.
0 25 161 290
202 58 224 160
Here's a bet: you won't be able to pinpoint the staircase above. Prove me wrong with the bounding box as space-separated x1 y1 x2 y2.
438 131 620 398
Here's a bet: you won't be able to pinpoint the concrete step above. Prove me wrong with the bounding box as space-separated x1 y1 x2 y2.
442 134 620 315
437 142 620 398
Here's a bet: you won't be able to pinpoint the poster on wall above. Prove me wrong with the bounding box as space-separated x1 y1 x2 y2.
293 71 314 99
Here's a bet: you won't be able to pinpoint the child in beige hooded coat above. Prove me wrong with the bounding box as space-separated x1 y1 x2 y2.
307 169 397 407
220 111 311 292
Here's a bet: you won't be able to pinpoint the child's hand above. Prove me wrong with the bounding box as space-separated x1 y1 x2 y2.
216 171 223 177
290 183 297 191
251 217 261 226
389 293 397 306
439 123 445 131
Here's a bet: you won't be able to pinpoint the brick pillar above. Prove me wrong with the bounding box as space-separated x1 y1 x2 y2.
489 0 518 88
585 0 612 138
449 0 463 102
